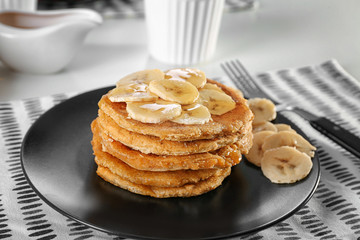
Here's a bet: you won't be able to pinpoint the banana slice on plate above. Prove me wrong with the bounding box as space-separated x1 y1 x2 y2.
262 131 316 157
108 83 158 102
252 121 277 133
149 79 199 105
274 123 296 133
199 88 236 115
116 69 165 86
261 146 313 184
126 100 182 123
245 130 275 167
165 68 206 88
171 103 211 125
248 98 277 124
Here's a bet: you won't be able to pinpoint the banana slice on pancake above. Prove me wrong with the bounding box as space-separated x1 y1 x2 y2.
199 88 236 115
262 131 316 157
108 83 158 102
248 98 277 124
165 68 206 88
171 103 211 125
201 83 224 92
116 69 165 86
245 130 275 167
261 146 313 184
109 69 164 102
149 79 199 105
126 100 182 123
201 82 244 97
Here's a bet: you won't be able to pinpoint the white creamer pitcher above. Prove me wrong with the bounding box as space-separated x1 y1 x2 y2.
0 9 102 74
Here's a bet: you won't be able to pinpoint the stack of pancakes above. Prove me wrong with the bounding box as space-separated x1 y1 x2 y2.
91 79 253 198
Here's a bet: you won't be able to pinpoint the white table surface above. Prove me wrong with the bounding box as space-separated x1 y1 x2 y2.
1 0 359 101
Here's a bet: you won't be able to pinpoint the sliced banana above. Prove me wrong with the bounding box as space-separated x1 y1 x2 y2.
149 79 199 105
199 89 236 115
274 123 296 133
165 68 206 88
171 103 211 125
116 69 165 87
252 121 277 133
108 83 158 102
261 146 313 184
201 83 224 93
248 98 277 124
262 131 316 157
126 100 182 123
245 131 275 167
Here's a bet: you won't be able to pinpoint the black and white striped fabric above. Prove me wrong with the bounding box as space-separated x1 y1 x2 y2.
0 59 359 239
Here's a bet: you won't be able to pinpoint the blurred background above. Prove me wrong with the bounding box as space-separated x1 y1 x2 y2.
37 0 256 18
1 0 359 101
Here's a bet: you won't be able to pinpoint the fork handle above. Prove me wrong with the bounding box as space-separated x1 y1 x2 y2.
310 117 360 159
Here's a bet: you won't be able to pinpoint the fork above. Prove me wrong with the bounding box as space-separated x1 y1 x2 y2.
221 59 360 159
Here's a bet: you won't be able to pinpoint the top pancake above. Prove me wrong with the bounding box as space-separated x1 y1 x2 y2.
98 79 253 141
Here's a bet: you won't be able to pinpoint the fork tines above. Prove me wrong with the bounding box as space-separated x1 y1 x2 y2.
220 60 258 98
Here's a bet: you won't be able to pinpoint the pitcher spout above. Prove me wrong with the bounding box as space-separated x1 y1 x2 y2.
0 9 103 74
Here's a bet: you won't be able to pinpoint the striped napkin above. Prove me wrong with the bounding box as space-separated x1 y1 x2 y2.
0 59 359 239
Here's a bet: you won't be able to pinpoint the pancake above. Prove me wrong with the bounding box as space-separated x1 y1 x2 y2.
92 132 220 188
98 79 253 141
97 108 252 155
91 74 254 198
236 130 253 155
92 119 242 171
96 165 231 198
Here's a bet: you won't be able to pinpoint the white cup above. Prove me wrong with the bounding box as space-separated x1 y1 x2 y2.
144 0 225 66
0 0 37 11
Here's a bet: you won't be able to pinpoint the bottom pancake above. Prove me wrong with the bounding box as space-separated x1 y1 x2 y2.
96 165 231 198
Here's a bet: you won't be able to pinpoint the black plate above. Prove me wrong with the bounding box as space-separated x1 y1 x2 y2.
21 87 320 240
